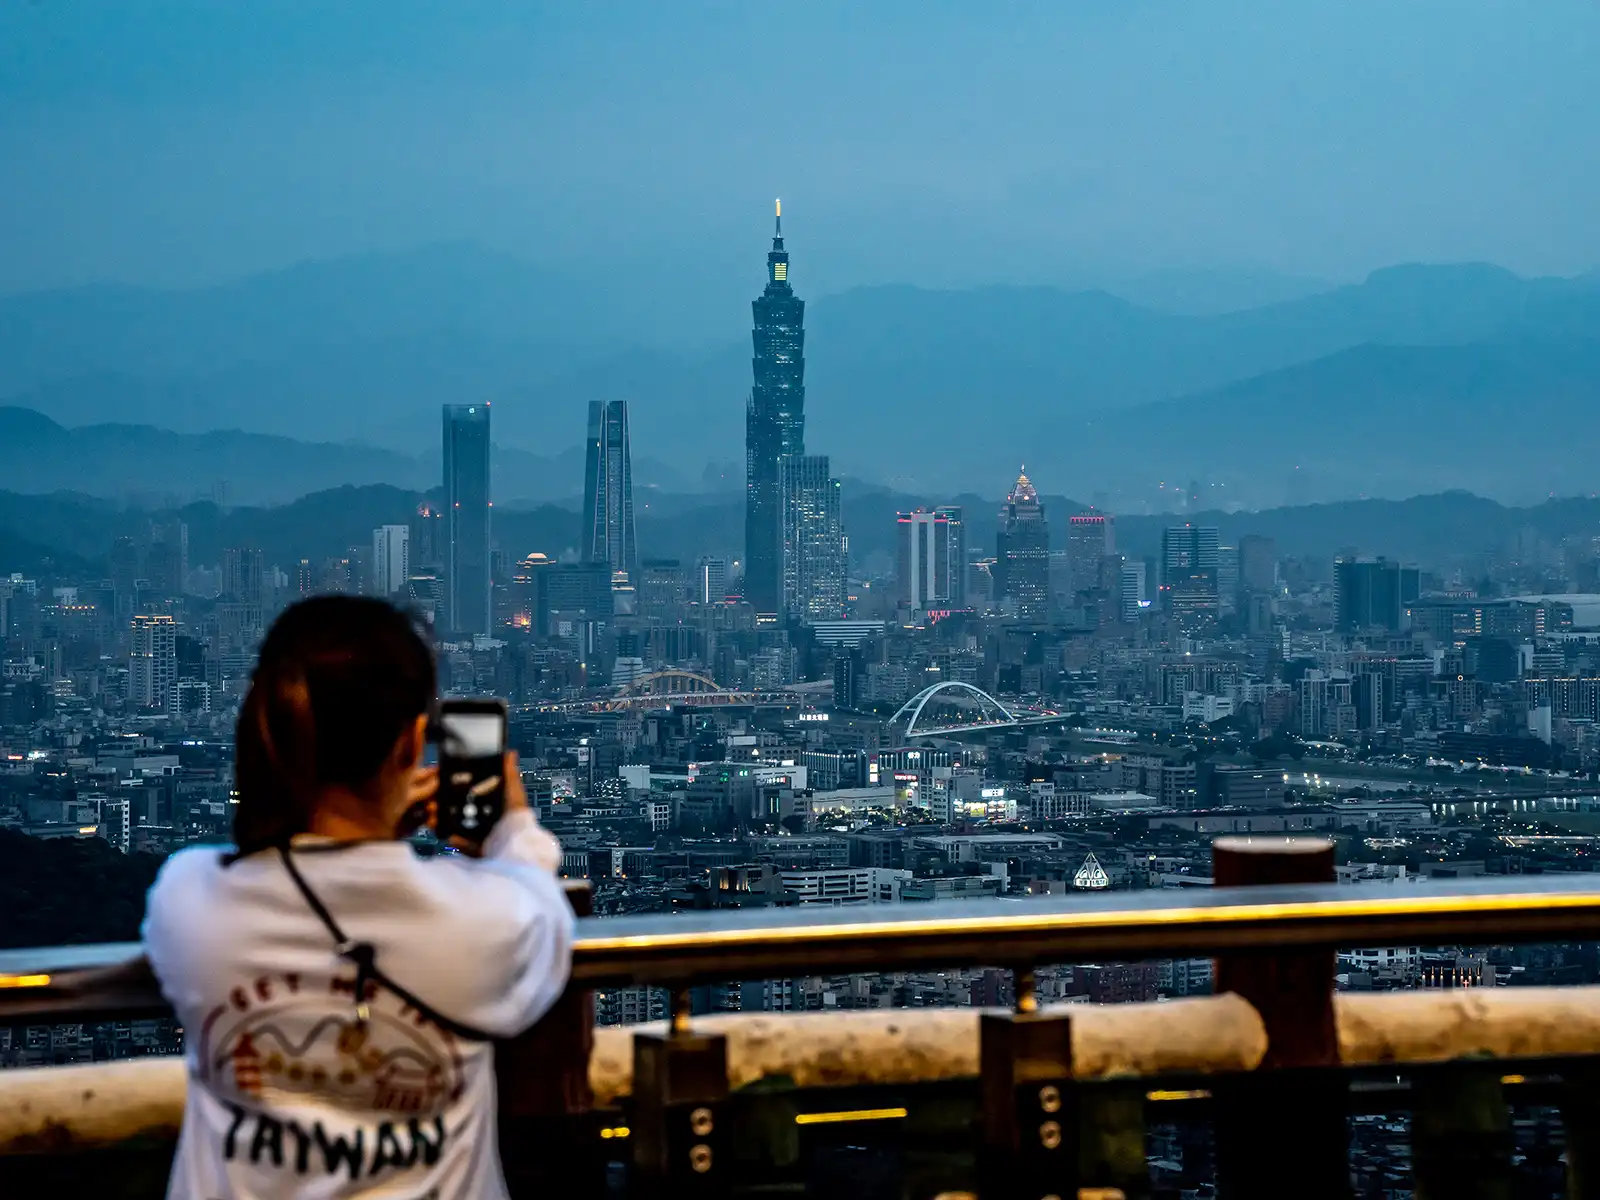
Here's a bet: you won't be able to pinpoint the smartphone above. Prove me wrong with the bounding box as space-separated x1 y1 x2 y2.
434 698 508 843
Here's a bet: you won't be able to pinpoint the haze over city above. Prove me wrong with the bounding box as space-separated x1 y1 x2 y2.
1 1 1598 508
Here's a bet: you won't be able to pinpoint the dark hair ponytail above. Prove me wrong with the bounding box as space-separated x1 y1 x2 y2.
233 597 437 857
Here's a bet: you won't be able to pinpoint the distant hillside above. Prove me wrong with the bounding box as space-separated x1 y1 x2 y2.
0 406 430 506
3 248 1597 502
0 407 691 507
1062 337 1600 505
8 483 1600 579
1104 267 1337 316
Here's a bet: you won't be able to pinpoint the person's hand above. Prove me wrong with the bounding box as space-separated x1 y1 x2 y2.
502 751 529 815
407 765 440 809
394 766 439 837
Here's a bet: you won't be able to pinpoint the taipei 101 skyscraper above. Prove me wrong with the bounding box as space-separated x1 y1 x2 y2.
744 200 806 614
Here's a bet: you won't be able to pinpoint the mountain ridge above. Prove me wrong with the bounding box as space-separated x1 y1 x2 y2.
0 406 695 506
4 482 1600 581
4 249 1599 503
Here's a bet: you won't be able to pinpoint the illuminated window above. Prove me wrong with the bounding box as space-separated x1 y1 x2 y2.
773 262 787 281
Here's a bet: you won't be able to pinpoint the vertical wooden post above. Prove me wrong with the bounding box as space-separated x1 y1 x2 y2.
629 988 730 1198
977 966 1078 1200
1212 837 1338 1069
1564 1061 1600 1200
1411 1065 1512 1200
1210 836 1348 1199
1078 1082 1151 1200
495 881 596 1196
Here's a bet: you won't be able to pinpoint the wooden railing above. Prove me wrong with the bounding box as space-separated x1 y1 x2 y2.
4 837 1600 1197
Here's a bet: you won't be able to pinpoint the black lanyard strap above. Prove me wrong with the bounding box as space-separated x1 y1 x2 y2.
276 845 495 1043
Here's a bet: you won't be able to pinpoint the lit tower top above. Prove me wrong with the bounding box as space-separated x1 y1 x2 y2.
1008 468 1040 508
767 198 790 289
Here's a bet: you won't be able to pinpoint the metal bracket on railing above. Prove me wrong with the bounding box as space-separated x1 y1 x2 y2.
629 987 729 1197
978 968 1076 1200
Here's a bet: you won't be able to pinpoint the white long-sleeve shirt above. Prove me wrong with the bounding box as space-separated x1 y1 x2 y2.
142 809 574 1200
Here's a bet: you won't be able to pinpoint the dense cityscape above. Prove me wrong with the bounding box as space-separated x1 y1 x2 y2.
6 214 1600 1051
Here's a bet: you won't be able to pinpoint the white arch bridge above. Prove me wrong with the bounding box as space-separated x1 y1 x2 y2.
888 682 1064 739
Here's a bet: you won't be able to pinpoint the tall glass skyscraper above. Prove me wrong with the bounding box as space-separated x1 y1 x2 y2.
779 454 844 622
745 201 806 613
1161 524 1221 633
442 403 492 635
1066 512 1115 600
996 471 1050 621
581 400 637 582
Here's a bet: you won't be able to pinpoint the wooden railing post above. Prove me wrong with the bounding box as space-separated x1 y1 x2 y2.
495 881 597 1196
1210 836 1347 1199
1410 1064 1512 1200
977 966 1078 1200
629 986 730 1197
1564 1061 1600 1200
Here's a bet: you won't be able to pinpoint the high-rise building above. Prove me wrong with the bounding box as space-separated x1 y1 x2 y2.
996 471 1050 621
220 546 267 648
129 614 176 711
696 557 729 606
373 525 411 597
410 503 445 573
1237 534 1278 595
938 507 967 607
1216 545 1239 616
1066 513 1115 599
581 400 637 582
896 507 967 612
833 650 864 711
1119 561 1149 621
222 547 265 605
1334 558 1420 633
540 562 614 638
1162 525 1221 633
442 403 492 636
147 521 189 598
779 455 844 623
110 536 140 627
638 559 690 623
504 552 552 632
745 202 806 614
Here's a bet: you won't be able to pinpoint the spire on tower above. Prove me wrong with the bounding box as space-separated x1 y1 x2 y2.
769 199 787 259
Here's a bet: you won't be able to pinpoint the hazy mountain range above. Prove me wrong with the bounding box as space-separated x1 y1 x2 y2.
1 246 1597 507
0 407 701 508
2 482 1596 583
